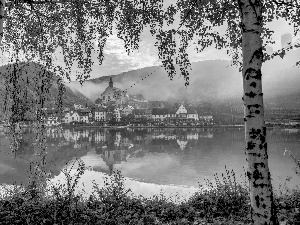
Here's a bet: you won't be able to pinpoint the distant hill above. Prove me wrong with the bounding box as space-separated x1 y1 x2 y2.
67 60 241 102
0 62 93 120
68 49 300 118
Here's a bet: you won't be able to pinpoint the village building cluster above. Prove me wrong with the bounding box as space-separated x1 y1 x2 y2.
43 77 214 126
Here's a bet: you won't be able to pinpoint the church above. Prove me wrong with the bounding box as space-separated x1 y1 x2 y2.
100 77 128 105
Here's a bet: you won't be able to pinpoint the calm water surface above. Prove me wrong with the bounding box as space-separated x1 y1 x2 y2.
0 127 299 200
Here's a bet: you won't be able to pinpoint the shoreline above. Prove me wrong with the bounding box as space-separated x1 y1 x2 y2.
61 124 245 129
2 124 300 130
51 124 300 129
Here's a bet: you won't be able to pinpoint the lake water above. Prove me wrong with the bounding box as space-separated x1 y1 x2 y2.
0 127 299 201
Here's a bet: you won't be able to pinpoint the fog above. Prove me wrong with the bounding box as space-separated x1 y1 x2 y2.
66 48 300 104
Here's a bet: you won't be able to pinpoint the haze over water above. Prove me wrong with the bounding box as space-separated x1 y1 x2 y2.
0 127 299 201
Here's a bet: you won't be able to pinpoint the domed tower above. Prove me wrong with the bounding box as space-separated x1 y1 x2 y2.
109 77 113 88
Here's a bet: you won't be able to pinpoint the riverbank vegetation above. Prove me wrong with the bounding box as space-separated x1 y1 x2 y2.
0 158 299 225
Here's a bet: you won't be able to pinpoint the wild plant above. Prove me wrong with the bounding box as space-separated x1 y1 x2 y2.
91 170 145 224
289 151 300 176
91 172 195 224
187 166 251 221
49 158 87 201
21 161 53 201
274 150 300 223
92 170 132 202
0 159 87 224
142 192 196 224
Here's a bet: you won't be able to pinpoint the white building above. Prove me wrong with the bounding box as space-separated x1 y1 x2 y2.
71 111 80 122
176 105 187 114
94 107 106 121
78 109 90 123
62 111 72 124
114 108 121 122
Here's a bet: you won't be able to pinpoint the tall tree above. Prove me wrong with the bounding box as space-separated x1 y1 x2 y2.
154 0 299 224
239 1 277 223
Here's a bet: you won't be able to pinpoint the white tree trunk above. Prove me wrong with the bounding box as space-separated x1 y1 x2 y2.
239 0 278 224
0 0 4 45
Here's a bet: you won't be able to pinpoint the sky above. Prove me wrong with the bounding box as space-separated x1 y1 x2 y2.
52 18 300 81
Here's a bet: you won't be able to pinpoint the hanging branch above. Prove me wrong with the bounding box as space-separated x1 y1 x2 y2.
0 0 4 44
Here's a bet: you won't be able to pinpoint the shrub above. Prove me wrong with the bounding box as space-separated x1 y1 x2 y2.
187 166 251 222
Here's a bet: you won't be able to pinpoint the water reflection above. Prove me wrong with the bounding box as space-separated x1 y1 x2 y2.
0 127 300 199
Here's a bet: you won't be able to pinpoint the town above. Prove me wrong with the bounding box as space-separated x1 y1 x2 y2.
42 77 214 127
38 77 300 128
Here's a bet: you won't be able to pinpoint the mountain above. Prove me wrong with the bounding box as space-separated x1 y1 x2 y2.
67 60 241 102
0 62 93 120
69 49 300 116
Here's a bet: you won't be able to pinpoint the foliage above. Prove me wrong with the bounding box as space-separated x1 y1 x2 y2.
120 115 129 124
90 170 147 224
51 159 87 200
0 163 300 224
1 0 175 83
2 62 65 154
274 177 300 224
155 0 300 82
108 117 117 125
127 113 135 122
289 151 300 176
187 166 251 223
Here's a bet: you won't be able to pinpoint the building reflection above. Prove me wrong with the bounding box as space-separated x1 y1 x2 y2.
1 127 259 175
37 127 216 175
1 126 300 187
1 127 219 157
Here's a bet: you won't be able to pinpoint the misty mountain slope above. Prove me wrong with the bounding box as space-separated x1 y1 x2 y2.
69 59 243 102
70 49 300 109
61 84 94 107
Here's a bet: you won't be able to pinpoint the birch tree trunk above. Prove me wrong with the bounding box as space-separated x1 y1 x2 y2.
239 0 278 224
0 0 4 44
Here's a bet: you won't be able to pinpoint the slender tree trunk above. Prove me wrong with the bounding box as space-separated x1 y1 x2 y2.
0 0 4 44
239 0 278 224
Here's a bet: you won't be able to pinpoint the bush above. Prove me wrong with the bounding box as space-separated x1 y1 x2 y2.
2 160 300 224
187 166 251 222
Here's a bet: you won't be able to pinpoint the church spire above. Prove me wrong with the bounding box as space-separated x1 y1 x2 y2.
109 77 113 88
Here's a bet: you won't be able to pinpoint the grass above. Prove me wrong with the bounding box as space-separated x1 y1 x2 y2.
0 159 300 225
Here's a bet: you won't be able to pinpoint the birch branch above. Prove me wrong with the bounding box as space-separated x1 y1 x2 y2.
0 0 5 45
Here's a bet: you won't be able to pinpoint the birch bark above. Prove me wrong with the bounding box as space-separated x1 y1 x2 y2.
239 0 278 224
